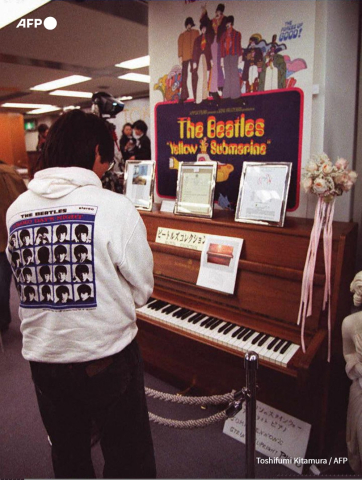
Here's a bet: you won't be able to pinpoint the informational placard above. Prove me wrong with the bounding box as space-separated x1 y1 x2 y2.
155 227 206 251
223 400 311 474
197 235 243 294
155 90 302 210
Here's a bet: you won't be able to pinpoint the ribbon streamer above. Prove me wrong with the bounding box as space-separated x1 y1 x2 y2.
297 197 335 361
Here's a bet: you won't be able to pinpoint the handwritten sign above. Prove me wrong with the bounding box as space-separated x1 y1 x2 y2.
223 400 311 474
156 227 206 251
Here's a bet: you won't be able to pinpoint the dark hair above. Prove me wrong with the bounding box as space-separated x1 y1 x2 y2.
36 110 114 173
56 225 67 236
75 264 89 276
24 286 35 298
37 246 50 263
185 17 195 28
132 120 148 135
39 265 51 277
77 284 91 295
226 15 234 25
36 227 49 235
23 248 33 260
38 124 49 135
41 285 51 296
23 267 32 276
20 229 30 240
54 245 67 256
55 265 67 275
75 224 89 238
216 3 225 13
56 285 70 299
74 244 88 256
122 123 133 135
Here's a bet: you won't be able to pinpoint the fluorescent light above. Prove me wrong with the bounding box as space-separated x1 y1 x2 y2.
0 0 51 30
118 73 150 84
31 75 92 92
2 102 54 108
27 106 61 114
115 55 150 70
49 90 93 98
63 106 81 111
119 96 133 101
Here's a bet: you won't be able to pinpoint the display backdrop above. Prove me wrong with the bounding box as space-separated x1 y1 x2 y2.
149 0 315 215
155 89 302 210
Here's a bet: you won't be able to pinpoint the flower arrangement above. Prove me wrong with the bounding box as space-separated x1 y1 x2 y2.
302 153 357 203
298 153 358 362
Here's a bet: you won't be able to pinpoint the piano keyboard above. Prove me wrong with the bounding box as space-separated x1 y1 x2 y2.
137 298 300 368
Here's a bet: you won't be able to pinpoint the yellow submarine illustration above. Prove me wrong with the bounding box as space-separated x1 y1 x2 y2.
169 138 234 183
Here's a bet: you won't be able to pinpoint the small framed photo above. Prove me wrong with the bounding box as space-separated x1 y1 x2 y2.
124 160 155 211
235 162 292 227
174 162 217 218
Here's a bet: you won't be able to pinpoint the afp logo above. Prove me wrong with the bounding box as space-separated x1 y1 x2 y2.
16 16 57 30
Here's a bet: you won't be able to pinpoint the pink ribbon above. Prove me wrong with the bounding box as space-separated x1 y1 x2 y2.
297 197 334 361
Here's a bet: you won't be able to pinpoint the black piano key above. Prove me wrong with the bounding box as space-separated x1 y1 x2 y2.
251 333 263 345
187 313 201 323
205 318 218 329
180 310 193 320
232 327 244 338
162 304 178 314
173 308 187 318
257 334 270 346
242 329 255 341
200 317 212 327
273 339 287 352
146 297 156 305
237 328 250 340
223 324 236 335
280 341 292 354
218 322 232 333
209 319 223 330
192 314 205 325
267 337 280 350
150 300 167 310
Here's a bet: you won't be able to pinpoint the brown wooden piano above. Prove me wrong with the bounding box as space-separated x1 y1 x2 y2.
137 206 357 457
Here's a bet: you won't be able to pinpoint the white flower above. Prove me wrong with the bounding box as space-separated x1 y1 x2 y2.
335 172 349 186
348 171 358 183
335 157 349 170
322 163 333 174
302 177 313 193
312 177 330 195
319 153 331 164
306 161 318 173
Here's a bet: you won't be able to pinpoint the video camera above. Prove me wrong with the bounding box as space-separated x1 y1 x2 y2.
91 91 124 119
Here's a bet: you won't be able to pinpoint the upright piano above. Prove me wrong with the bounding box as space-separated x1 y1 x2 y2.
137 206 357 457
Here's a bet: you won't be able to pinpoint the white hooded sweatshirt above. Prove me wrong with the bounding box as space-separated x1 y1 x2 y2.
6 167 154 363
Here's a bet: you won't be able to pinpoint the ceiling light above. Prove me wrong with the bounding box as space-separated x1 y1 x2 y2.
118 73 150 84
115 55 150 70
63 106 81 111
2 102 54 108
119 96 133 101
49 90 93 98
27 106 61 114
0 0 51 30
31 75 92 92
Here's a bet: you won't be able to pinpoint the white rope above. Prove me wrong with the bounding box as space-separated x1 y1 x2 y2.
148 410 228 429
145 387 234 406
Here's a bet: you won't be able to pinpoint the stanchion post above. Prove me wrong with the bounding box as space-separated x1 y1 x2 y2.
245 351 258 479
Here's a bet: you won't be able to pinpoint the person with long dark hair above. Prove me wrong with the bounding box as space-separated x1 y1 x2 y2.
119 122 136 161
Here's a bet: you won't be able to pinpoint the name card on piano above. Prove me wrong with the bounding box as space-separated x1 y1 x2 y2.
156 227 206 251
223 400 311 474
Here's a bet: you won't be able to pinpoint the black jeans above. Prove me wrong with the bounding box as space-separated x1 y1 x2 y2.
30 339 156 479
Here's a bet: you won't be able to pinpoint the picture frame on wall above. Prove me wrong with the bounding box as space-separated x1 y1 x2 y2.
123 160 155 211
235 162 292 227
174 162 217 219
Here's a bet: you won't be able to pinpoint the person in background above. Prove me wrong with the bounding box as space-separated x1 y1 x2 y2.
36 124 49 152
5 109 155 479
130 120 151 160
0 160 27 332
119 122 136 161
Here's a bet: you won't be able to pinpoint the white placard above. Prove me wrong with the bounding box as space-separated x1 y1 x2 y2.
196 235 243 294
223 400 311 474
160 200 176 213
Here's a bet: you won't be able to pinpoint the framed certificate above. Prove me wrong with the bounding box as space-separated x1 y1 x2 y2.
124 160 155 211
174 162 217 218
235 162 292 227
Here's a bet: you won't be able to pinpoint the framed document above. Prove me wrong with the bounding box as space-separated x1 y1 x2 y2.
124 160 155 211
174 162 217 218
235 162 292 227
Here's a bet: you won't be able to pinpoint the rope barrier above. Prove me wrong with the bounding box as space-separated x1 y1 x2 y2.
145 386 234 405
148 410 228 429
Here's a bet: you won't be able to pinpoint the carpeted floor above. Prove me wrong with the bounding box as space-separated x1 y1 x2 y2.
0 280 357 479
